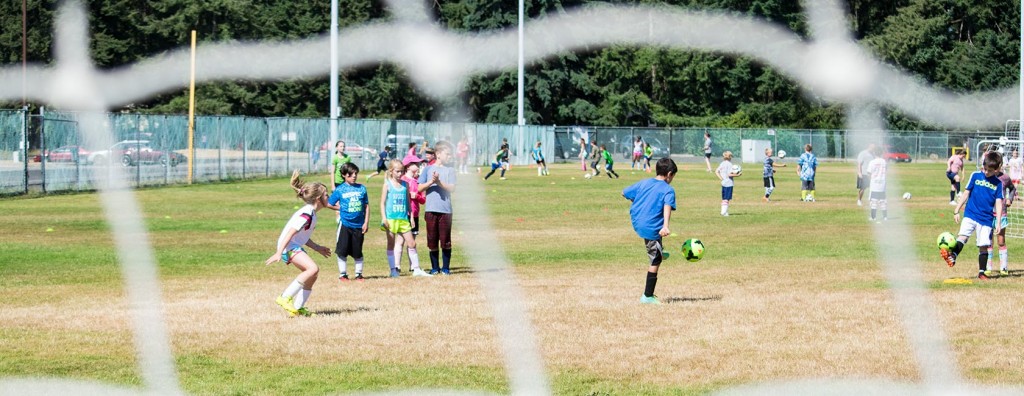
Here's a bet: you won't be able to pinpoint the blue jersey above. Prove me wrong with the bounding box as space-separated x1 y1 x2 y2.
377 150 389 167
327 182 368 228
532 147 544 161
964 171 1003 224
797 152 817 181
622 178 676 241
762 156 775 178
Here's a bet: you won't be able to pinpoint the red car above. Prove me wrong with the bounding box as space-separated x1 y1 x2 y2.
32 145 91 163
883 146 912 162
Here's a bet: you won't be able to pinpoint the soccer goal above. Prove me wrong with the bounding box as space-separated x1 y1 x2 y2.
980 124 1024 238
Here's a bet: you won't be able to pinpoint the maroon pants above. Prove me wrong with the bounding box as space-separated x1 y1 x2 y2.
424 212 452 250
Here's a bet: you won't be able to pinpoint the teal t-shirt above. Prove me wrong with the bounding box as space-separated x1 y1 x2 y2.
385 180 409 220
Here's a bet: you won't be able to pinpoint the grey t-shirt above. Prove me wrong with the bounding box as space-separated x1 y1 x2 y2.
704 137 712 154
857 149 874 176
418 164 456 213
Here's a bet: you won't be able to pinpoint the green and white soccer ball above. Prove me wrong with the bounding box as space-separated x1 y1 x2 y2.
937 232 956 250
681 238 706 262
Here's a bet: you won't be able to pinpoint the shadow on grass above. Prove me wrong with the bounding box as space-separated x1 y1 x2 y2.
663 295 722 304
315 306 379 316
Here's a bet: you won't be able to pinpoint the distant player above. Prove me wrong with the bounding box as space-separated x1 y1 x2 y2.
623 158 678 305
578 137 589 171
946 149 967 205
601 145 620 179
856 143 876 206
866 146 887 221
643 142 654 173
365 145 392 181
703 130 713 172
265 170 332 317
456 136 470 174
484 145 511 180
797 144 818 202
715 151 740 216
631 136 644 169
1005 149 1022 185
987 158 1016 276
532 141 549 176
327 162 369 282
762 147 786 202
590 140 602 177
330 140 352 191
944 151 1004 280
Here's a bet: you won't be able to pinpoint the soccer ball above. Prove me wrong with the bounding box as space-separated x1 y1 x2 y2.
902 192 912 200
681 238 706 262
583 173 593 179
937 232 956 250
777 150 787 159
731 164 742 174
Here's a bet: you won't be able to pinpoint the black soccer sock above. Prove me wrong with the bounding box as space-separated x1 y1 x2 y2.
979 248 989 272
950 191 955 201
442 248 452 270
484 169 495 179
500 169 506 177
430 250 440 271
952 240 964 255
644 271 658 297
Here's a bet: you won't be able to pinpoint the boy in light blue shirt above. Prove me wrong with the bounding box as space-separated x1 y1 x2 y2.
797 144 818 202
623 158 678 304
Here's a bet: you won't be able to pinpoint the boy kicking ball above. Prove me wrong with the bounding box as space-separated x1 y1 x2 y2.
944 151 1004 280
623 158 678 304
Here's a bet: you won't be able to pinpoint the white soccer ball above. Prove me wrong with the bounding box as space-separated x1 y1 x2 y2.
731 164 742 174
584 173 592 179
902 192 912 200
777 150 786 159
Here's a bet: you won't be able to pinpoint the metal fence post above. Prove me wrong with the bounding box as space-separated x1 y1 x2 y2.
265 119 271 178
40 115 46 194
217 116 224 181
242 117 248 179
22 108 28 195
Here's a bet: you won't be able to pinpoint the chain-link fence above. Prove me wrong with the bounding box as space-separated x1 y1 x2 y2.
0 110 554 195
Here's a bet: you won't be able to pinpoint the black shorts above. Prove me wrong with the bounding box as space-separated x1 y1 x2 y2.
376 162 387 172
644 238 664 266
535 159 545 164
856 176 867 190
410 215 419 236
335 226 365 259
763 176 775 188
704 153 712 159
801 180 815 190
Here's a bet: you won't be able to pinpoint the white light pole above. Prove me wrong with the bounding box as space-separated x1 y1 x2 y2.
330 0 340 153
1019 0 1023 141
517 0 525 127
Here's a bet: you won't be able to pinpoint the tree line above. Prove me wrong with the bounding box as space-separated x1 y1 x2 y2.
0 0 1017 130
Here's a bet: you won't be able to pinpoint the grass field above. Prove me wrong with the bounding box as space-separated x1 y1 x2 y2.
1 159 1022 395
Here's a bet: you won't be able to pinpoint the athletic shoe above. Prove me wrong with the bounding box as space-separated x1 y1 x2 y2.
500 177 506 180
1000 270 1010 276
984 270 998 277
428 269 439 275
939 249 957 267
857 199 862 206
355 273 365 282
390 268 400 278
412 268 433 277
296 307 316 317
441 268 451 275
949 201 957 206
639 295 661 304
275 296 298 315
339 273 349 282
978 273 990 280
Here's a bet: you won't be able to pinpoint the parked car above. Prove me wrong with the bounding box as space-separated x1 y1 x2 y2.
884 146 912 162
88 140 187 167
616 136 668 159
345 142 378 159
32 145 91 163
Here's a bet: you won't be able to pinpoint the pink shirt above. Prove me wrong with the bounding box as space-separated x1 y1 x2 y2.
947 155 963 173
401 175 425 218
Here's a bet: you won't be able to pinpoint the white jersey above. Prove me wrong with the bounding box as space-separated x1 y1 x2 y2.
277 204 317 251
717 160 734 187
868 157 887 193
1007 156 1023 181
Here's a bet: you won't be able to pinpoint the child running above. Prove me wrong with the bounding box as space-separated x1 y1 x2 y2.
643 142 654 172
623 158 678 304
601 144 620 178
797 144 818 202
944 151 1005 280
866 145 887 222
365 145 392 181
484 144 510 180
532 141 549 176
715 151 740 216
265 170 332 317
327 162 369 282
590 140 602 177
762 147 786 202
379 159 425 277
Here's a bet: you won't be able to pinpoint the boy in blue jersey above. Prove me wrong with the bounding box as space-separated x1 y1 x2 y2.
327 162 371 281
797 144 818 202
762 147 786 202
623 158 678 304
532 141 549 176
945 151 1004 280
365 146 392 182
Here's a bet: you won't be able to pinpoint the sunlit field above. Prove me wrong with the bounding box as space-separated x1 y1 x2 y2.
1 160 1022 395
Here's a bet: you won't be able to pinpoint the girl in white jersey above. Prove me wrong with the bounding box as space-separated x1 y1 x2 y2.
265 170 332 317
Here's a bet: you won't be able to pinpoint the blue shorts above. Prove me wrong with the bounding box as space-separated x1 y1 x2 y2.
282 247 305 264
722 186 734 200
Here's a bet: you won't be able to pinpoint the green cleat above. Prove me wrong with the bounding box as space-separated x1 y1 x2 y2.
640 295 661 304
295 307 315 317
275 296 298 315
1000 270 1009 276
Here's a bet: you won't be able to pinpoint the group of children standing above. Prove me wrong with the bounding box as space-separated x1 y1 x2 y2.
267 140 457 317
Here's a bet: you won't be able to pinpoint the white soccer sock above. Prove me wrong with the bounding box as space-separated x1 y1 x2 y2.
293 289 312 309
393 243 403 270
337 257 348 275
355 258 364 274
282 279 303 298
409 247 421 270
1000 247 1008 270
386 250 395 270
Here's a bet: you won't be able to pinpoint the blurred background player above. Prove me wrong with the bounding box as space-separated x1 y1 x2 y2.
631 136 644 170
856 143 877 206
532 141 549 176
762 147 786 202
703 130 713 172
643 142 654 173
866 145 887 222
578 137 589 171
987 154 1016 277
327 162 369 282
715 151 740 216
456 136 470 174
1006 149 1022 186
365 145 392 182
797 144 818 202
330 140 352 191
484 144 511 180
946 151 1004 280
946 149 966 205
265 170 332 317
601 144 620 179
623 158 678 304
590 140 602 177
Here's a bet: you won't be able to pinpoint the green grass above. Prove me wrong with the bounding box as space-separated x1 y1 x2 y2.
1 160 1022 394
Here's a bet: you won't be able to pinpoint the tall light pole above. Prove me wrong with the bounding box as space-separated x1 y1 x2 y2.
517 0 525 127
330 0 340 154
1019 0 1023 141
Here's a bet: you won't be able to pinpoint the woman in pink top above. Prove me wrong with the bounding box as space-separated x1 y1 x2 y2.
946 149 966 205
456 137 470 174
